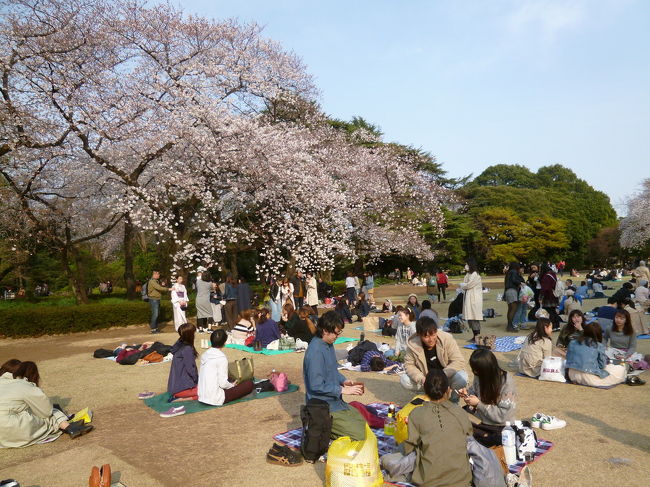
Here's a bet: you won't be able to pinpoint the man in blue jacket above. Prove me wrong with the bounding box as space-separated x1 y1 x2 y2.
303 311 366 440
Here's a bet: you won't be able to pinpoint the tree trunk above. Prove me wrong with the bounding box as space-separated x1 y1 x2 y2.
123 217 137 300
71 247 89 304
228 250 238 278
60 246 88 304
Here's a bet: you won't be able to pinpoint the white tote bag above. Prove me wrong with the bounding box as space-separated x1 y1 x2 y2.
539 356 566 383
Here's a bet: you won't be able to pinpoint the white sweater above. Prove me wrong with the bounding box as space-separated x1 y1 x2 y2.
198 348 234 406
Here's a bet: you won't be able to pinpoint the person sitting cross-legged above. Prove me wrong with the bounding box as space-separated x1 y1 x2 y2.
303 311 367 441
401 317 468 402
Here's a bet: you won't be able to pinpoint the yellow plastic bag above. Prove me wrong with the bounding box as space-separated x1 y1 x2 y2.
70 407 93 424
394 395 429 444
325 424 383 487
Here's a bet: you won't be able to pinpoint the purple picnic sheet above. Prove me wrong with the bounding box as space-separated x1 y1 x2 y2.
273 401 554 484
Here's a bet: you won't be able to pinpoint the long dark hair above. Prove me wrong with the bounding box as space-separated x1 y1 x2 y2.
528 318 552 344
466 257 478 274
201 271 212 282
613 309 634 336
469 349 507 406
566 310 585 335
14 361 40 386
178 323 198 357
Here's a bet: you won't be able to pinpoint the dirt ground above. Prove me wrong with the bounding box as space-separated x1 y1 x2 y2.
1 280 649 487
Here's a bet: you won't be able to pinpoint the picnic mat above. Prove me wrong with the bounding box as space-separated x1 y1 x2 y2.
464 336 523 353
144 384 299 415
225 344 295 355
515 372 627 390
225 337 357 355
273 402 553 481
637 334 650 339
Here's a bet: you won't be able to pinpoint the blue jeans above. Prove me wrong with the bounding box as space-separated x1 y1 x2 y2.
513 302 528 326
269 299 282 322
149 299 160 330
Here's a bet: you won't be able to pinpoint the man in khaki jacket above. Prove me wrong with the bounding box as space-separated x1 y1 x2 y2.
400 317 468 402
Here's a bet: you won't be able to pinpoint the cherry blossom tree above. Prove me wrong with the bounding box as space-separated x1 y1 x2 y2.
2 0 452 292
620 178 650 249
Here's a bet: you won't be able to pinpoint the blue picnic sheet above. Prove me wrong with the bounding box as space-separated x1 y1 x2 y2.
464 336 523 352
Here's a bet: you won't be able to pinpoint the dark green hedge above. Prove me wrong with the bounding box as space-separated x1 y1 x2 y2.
0 300 196 338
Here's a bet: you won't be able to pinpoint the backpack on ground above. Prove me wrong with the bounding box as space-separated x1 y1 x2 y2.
483 308 495 319
395 395 429 444
141 280 149 301
347 340 379 365
300 398 332 462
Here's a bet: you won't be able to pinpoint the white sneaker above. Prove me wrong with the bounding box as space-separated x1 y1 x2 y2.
541 415 566 430
530 412 546 429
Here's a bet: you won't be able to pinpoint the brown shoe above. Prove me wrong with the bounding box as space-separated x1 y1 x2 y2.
100 464 111 487
89 466 100 487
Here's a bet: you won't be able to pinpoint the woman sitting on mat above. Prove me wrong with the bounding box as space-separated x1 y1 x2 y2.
0 360 93 448
565 322 626 387
518 318 553 377
395 308 417 356
555 310 585 356
404 368 473 487
167 323 199 401
231 309 256 345
198 329 254 406
604 309 637 358
280 302 301 334
459 348 517 426
254 308 281 348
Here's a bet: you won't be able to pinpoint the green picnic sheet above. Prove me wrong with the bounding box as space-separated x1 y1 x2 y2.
225 344 294 355
225 336 357 355
144 384 300 415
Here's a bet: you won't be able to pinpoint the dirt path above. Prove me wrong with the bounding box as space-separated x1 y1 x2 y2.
1 284 649 486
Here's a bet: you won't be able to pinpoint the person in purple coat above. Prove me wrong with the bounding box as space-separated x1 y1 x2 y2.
167 323 199 400
254 308 281 348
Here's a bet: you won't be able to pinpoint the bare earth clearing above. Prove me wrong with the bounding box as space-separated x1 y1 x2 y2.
1 281 649 486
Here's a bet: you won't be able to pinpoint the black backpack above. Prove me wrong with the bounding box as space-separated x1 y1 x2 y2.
141 280 149 301
300 398 332 462
483 308 495 319
347 340 379 365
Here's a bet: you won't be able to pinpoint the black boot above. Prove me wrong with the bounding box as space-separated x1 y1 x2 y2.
63 421 94 439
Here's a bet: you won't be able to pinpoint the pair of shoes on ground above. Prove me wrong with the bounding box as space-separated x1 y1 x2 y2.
266 443 303 466
160 405 186 418
531 412 566 430
63 420 94 439
88 463 111 487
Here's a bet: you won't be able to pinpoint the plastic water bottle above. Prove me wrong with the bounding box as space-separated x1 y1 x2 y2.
501 422 517 466
384 403 396 436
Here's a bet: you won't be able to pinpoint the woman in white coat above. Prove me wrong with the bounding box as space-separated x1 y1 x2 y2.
171 276 189 331
198 330 254 406
0 360 92 448
460 258 483 340
305 272 319 316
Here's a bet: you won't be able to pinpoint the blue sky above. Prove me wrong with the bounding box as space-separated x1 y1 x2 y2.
175 0 649 214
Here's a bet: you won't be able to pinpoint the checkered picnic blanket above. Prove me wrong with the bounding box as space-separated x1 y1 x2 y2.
464 336 523 353
273 402 554 483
